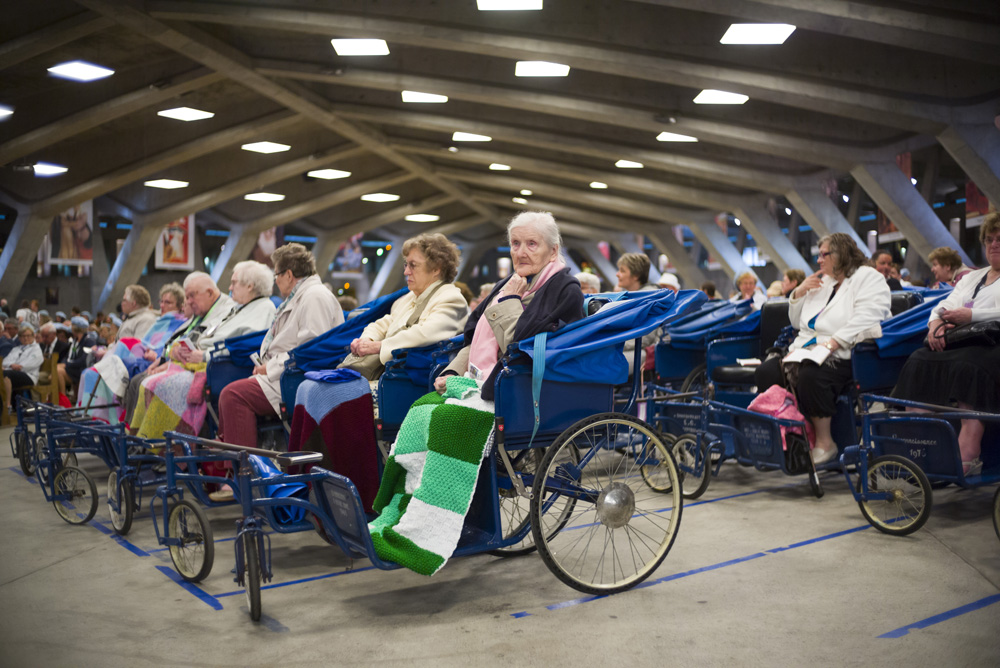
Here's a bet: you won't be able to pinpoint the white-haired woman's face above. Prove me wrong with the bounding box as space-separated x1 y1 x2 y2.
229 270 255 305
509 225 557 277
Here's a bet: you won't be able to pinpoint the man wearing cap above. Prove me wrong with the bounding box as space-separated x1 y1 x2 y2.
118 285 158 339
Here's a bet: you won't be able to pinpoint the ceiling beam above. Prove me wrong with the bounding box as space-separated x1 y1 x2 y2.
0 12 114 70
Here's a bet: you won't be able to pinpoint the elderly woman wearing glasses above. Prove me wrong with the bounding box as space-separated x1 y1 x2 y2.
755 233 891 465
3 325 43 410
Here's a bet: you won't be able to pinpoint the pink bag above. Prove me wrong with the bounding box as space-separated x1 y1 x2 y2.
747 384 815 450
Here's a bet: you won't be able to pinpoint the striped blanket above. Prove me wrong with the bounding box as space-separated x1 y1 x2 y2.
369 376 494 575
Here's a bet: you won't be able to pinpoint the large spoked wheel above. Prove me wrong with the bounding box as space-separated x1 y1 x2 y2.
531 413 682 595
243 533 262 622
680 363 707 394
857 455 932 536
52 466 98 525
107 471 135 536
992 487 999 542
16 430 34 476
668 433 711 499
168 500 215 582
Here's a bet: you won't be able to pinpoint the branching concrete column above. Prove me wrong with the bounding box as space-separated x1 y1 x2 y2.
0 203 42 303
937 123 1000 207
851 162 972 267
786 188 869 256
211 224 259 291
687 219 757 282
95 221 165 311
574 242 619 290
312 233 344 279
369 242 404 298
733 199 812 273
644 228 708 288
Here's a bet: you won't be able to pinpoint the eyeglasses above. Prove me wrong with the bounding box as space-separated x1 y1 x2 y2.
985 235 1000 247
402 261 424 271
818 251 834 259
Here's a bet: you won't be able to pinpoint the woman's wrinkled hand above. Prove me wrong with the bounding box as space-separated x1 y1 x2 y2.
939 307 973 326
793 271 823 299
434 375 448 394
927 318 951 352
355 339 382 357
500 274 529 298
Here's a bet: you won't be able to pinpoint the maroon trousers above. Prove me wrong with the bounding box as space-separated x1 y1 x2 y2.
218 376 277 448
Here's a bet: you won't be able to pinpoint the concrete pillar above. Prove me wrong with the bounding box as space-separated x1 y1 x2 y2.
937 123 1000 207
733 199 812 273
786 188 869 256
0 208 48 303
89 220 110 311
687 220 757 282
846 181 864 228
96 221 166 311
312 233 344 279
645 228 708 288
574 242 619 289
211 224 259 291
851 161 972 267
369 243 404 298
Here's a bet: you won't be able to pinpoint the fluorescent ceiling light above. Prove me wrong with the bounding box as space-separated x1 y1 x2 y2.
512 197 528 204
693 89 749 105
242 141 290 154
478 0 543 10
144 179 189 189
447 146 459 152
331 39 389 56
47 60 114 82
452 132 491 142
615 160 643 169
405 214 440 222
0 105 12 119
307 169 351 180
244 192 285 202
590 182 608 189
33 162 68 176
720 23 796 45
157 106 214 122
489 163 511 171
401 90 447 103
656 131 698 142
520 189 532 196
361 193 400 202
515 61 570 77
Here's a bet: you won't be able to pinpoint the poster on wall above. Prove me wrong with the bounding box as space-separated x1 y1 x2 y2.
251 226 284 267
155 215 195 270
46 201 94 266
333 233 363 272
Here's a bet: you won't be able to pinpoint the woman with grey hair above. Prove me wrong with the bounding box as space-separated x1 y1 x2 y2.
435 211 584 401
3 325 43 410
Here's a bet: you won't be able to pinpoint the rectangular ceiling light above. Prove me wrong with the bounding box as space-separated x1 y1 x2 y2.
401 90 448 103
489 163 511 171
589 182 608 189
452 132 491 142
720 23 796 45
512 197 528 204
33 162 68 176
656 131 698 142
615 160 643 169
0 105 13 119
693 89 749 104
331 39 390 56
158 106 215 122
245 192 285 202
144 179 189 189
361 193 400 202
478 0 543 9
405 214 440 222
47 60 114 81
520 189 532 196
515 61 570 77
241 141 291 154
307 169 352 180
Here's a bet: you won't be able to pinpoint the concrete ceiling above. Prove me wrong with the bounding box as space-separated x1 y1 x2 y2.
1 0 998 289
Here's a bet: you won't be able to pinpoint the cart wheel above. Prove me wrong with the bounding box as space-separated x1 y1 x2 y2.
107 471 135 536
857 455 932 536
809 470 824 498
16 430 33 476
52 466 98 525
489 448 543 557
243 534 262 622
531 413 682 595
168 500 215 582
680 363 707 394
666 433 711 499
992 487 999 542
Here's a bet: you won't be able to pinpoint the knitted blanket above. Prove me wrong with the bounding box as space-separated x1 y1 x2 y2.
287 375 379 512
369 376 494 575
130 362 209 439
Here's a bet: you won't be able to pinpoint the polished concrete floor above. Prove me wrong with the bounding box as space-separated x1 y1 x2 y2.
1 422 998 668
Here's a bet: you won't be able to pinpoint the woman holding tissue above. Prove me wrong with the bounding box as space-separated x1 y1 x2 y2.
755 233 891 464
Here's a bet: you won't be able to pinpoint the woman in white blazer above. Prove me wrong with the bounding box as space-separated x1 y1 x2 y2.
756 233 891 465
218 244 343 448
347 233 469 371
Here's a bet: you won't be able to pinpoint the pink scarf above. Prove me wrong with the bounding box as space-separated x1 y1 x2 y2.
468 258 565 382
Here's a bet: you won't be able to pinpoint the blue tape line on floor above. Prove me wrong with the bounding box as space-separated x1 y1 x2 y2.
215 565 377 598
878 593 1000 638
85 516 151 557
155 565 223 610
7 466 38 484
512 524 871 618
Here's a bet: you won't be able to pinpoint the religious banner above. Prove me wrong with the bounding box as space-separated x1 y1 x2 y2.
46 201 94 266
155 214 195 270
251 226 283 267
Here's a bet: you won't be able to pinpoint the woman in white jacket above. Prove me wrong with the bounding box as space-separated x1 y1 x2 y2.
756 233 891 464
3 325 44 410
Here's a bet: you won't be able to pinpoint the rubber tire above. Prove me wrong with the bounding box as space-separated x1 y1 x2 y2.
16 430 34 476
857 455 932 536
244 533 262 622
168 500 215 583
531 413 683 595
107 471 135 536
680 363 707 394
668 433 711 499
52 466 98 525
992 487 999 542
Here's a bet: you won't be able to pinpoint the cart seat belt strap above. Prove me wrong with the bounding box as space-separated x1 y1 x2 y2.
529 332 547 448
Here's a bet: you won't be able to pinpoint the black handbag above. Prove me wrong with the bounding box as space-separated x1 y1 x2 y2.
784 432 813 475
926 320 1000 350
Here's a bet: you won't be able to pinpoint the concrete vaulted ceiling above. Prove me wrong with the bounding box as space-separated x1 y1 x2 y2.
1 0 998 303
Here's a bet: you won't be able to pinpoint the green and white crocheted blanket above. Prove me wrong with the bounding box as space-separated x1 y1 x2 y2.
368 376 494 575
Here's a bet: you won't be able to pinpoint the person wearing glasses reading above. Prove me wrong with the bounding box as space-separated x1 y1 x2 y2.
755 233 891 465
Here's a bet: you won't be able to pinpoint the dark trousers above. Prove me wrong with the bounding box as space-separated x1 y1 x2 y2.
755 355 853 418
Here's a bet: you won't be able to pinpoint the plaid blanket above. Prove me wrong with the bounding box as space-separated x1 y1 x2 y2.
130 362 208 439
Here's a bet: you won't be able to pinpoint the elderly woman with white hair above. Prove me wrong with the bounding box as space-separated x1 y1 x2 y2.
3 324 43 411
